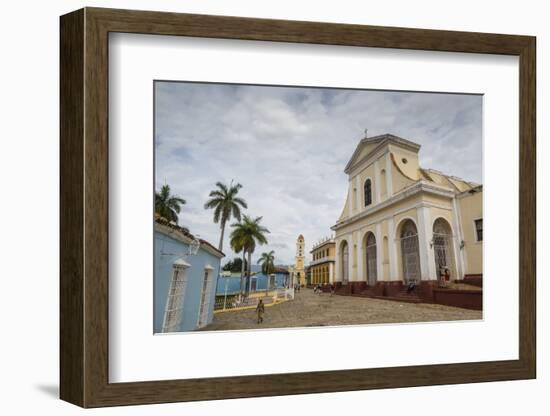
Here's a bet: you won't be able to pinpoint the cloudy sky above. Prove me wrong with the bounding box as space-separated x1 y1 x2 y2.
155 81 482 266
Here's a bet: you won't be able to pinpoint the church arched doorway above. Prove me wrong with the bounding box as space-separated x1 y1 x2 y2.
433 218 455 285
365 232 377 286
399 219 421 284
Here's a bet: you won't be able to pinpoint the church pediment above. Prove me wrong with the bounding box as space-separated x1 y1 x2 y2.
344 133 421 174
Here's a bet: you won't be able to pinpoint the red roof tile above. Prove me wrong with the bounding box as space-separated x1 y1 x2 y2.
154 214 225 257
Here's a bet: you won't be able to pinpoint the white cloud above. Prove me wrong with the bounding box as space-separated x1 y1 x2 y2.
155 82 482 265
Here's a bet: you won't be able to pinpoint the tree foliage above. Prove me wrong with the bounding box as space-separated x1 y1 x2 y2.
155 184 185 223
204 181 248 251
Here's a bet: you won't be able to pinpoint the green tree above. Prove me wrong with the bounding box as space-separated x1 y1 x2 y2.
229 232 247 296
222 257 248 273
222 260 233 272
257 250 275 295
231 257 247 273
229 215 269 297
204 181 248 252
155 184 185 223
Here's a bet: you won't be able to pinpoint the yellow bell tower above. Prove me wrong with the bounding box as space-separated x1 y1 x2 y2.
295 234 306 286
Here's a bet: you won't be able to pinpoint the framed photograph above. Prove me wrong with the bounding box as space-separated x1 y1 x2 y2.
60 7 536 408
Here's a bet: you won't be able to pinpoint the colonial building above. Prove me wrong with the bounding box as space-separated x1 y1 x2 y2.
310 237 336 285
288 234 306 287
331 133 482 300
154 215 224 333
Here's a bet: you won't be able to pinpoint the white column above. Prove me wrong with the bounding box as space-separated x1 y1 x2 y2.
356 232 364 281
335 248 341 282
329 262 334 283
374 159 381 203
348 237 354 283
416 206 437 280
375 222 383 282
452 196 466 279
355 175 361 212
347 180 354 217
385 152 393 197
387 217 398 281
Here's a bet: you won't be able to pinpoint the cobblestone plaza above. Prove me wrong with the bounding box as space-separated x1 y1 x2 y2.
204 288 481 331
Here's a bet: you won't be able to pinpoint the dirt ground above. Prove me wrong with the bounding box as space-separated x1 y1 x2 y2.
203 287 482 331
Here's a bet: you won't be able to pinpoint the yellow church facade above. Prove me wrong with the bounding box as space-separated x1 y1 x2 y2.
309 237 336 285
331 133 482 300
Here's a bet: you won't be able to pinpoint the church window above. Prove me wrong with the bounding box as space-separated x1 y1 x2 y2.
474 219 483 241
364 179 372 206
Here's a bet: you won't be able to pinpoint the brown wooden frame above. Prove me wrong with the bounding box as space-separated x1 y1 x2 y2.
60 7 536 408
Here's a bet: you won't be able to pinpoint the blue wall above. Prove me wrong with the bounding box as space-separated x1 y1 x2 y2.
154 230 222 333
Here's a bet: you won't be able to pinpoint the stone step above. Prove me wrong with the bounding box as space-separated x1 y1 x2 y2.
350 292 372 298
372 295 423 304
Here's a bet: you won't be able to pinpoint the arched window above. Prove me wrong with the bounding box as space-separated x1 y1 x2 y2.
364 179 372 206
197 266 215 328
162 259 190 333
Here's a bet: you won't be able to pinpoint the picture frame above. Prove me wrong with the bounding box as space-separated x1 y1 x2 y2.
60 7 536 408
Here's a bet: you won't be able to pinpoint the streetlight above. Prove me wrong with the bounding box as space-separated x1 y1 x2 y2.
160 229 201 260
188 234 201 257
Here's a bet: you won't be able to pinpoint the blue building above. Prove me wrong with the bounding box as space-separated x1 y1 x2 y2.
154 216 224 333
216 269 290 295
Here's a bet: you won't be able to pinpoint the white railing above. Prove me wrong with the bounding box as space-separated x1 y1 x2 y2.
272 286 295 303
214 286 295 312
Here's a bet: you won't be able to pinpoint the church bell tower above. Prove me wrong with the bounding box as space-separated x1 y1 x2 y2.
295 234 305 286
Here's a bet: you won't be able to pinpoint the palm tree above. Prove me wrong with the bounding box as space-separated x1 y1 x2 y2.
204 181 248 252
155 184 185 223
229 215 269 297
258 250 275 295
229 235 247 298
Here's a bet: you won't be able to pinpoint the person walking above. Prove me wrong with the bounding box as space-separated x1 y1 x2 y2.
444 267 451 287
256 299 265 324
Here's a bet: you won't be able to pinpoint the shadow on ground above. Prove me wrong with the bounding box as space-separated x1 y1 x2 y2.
35 384 59 399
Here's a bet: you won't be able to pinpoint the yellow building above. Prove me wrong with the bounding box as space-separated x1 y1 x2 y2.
331 133 482 299
288 234 306 287
310 237 336 285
